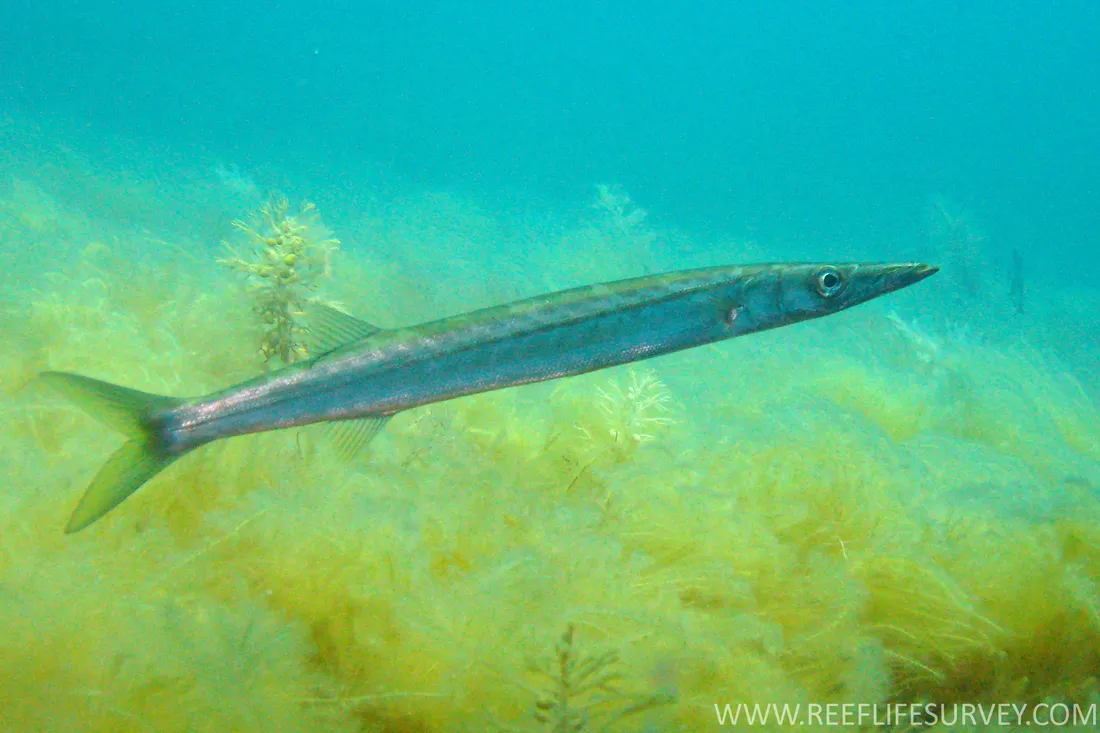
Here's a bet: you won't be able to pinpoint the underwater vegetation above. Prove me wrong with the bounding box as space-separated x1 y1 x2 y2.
220 198 340 364
488 624 674 732
1 149 1100 732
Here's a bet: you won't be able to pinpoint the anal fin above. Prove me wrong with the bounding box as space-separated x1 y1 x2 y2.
317 415 391 462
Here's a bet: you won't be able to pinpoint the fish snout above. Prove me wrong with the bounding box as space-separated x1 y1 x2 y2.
871 262 940 295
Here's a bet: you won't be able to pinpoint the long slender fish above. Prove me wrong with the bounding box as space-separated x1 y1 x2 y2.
43 261 937 532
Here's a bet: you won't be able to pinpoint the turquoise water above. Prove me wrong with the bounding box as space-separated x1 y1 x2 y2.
1 2 1099 731
4 2 1098 276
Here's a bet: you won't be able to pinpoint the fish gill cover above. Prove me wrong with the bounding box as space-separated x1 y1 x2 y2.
1 2 1099 732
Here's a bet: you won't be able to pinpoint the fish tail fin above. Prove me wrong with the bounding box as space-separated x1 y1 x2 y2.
40 371 183 533
64 439 179 533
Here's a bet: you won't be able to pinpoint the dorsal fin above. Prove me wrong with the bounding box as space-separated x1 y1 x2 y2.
305 302 383 355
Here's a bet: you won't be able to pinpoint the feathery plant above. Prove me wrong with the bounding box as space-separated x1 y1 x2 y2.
495 625 673 732
545 367 678 510
220 197 339 364
587 368 677 456
592 184 650 243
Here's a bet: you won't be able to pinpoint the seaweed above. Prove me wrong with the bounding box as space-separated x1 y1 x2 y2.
493 625 673 732
592 184 650 244
551 366 676 476
220 197 339 364
4 140 1100 732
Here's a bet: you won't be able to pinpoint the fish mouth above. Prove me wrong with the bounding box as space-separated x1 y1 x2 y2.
912 263 940 280
876 262 940 294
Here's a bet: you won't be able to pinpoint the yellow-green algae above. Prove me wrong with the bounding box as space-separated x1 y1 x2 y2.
1 144 1100 732
220 197 340 365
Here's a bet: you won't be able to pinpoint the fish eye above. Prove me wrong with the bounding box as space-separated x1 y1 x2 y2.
814 267 845 297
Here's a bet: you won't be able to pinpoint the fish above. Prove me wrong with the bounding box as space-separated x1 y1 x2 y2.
1010 248 1025 315
42 261 938 532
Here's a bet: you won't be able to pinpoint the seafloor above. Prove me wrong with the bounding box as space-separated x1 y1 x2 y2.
2 129 1098 732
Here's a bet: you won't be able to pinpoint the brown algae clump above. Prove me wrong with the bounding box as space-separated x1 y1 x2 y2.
221 198 339 364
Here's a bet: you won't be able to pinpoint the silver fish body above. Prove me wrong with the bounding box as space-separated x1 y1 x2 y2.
43 261 937 532
166 262 935 450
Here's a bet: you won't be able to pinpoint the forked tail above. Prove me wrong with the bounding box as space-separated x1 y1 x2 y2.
40 372 184 533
